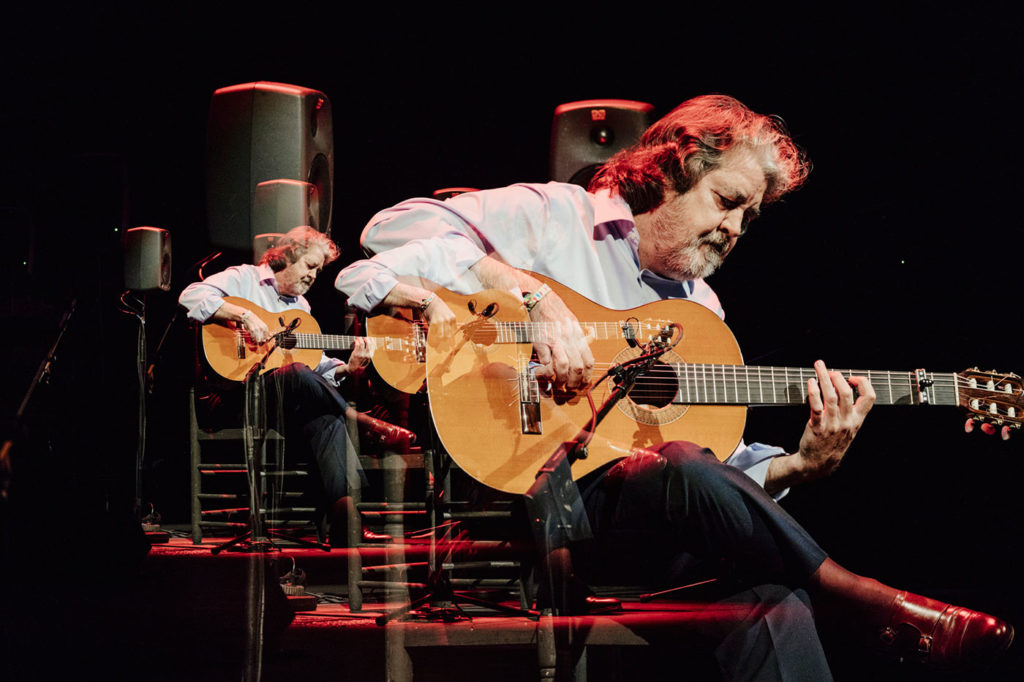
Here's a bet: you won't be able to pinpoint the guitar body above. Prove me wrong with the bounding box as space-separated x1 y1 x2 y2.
365 310 426 394
426 279 747 494
201 297 324 381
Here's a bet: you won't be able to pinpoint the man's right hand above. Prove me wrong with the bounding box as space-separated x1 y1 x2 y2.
420 294 458 339
528 290 594 390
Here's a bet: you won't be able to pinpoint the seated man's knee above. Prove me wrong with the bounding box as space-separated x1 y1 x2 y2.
656 441 722 475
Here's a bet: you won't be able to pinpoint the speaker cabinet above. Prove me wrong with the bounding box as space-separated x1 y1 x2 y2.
254 178 317 232
432 187 478 200
549 99 655 188
124 226 171 291
206 82 333 251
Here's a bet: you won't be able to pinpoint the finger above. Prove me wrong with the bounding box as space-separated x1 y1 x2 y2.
549 342 570 386
561 335 585 389
807 376 824 425
814 360 838 411
580 339 595 385
534 341 552 368
830 370 855 410
848 375 876 415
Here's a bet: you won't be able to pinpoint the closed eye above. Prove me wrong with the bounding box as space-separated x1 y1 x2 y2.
715 192 741 210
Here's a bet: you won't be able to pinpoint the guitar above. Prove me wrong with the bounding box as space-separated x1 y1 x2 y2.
425 278 1023 494
201 296 423 385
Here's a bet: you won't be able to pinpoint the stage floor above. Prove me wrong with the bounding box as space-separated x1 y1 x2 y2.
3 528 1018 681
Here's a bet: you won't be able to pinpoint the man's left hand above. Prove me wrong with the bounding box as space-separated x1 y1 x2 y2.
765 360 875 494
345 336 376 375
796 359 875 477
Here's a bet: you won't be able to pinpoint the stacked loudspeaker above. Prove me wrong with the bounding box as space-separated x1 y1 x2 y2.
549 99 654 188
124 226 172 291
206 82 334 259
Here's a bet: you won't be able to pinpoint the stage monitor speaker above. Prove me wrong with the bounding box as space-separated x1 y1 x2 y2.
253 232 284 265
206 81 333 251
432 187 479 200
124 226 171 291
549 99 655 188
251 178 318 265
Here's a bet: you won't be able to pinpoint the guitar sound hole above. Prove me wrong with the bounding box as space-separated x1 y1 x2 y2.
626 360 677 409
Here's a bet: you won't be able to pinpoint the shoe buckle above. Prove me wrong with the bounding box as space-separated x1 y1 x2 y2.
917 634 932 656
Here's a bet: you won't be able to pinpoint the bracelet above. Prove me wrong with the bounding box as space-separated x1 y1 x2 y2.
523 283 551 312
240 311 252 325
419 293 436 312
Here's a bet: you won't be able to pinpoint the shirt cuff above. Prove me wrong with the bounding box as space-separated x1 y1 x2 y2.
724 441 790 501
339 267 401 313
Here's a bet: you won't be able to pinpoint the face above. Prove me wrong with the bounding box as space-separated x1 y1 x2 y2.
635 150 767 281
274 247 327 297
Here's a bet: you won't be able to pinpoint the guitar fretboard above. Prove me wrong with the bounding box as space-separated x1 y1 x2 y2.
473 320 666 345
251 332 410 354
663 365 958 407
287 333 358 351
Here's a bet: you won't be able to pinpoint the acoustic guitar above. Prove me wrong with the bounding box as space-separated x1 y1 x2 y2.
201 296 423 385
425 277 1023 494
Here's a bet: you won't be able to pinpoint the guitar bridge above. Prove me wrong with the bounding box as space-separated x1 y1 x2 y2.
236 331 246 360
413 323 427 363
519 367 542 434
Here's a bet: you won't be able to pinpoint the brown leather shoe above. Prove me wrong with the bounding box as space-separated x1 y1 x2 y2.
356 414 416 451
581 595 622 614
361 528 393 543
877 591 1014 670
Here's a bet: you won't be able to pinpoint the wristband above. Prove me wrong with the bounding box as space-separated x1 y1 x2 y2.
419 293 436 312
240 310 252 325
523 283 551 312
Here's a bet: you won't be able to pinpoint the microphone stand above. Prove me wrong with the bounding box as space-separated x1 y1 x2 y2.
1 300 77 501
212 319 328 554
524 327 679 616
211 346 277 555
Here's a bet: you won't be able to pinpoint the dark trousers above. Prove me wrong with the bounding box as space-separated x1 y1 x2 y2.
575 441 832 680
199 363 364 505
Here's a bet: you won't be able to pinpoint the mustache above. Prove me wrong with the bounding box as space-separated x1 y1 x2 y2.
699 231 730 254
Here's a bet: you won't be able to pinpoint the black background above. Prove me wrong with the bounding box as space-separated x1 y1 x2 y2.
1 4 1022 678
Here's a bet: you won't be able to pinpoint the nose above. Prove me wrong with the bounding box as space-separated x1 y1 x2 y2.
720 209 744 239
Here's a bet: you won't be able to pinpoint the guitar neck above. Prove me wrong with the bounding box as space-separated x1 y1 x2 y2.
287 333 411 354
670 364 959 407
479 320 959 407
289 333 358 351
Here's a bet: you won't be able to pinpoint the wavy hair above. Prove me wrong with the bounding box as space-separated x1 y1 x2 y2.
590 94 810 213
259 225 339 272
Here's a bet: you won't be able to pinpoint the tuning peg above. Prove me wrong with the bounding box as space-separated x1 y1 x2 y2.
1001 425 1013 441
965 418 976 433
981 422 998 436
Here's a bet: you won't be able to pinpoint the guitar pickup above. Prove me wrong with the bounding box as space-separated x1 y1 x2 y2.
519 366 542 434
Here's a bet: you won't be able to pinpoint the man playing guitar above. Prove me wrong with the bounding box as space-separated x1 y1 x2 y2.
180 225 412 547
335 96 1013 677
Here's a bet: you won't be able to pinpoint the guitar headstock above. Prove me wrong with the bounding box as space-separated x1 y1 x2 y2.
957 368 1024 438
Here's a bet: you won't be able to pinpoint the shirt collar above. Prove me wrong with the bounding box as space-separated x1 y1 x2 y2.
256 263 299 303
591 190 700 298
592 188 635 226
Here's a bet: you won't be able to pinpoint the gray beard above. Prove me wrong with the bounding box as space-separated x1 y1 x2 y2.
665 237 728 281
